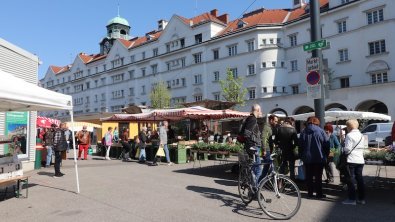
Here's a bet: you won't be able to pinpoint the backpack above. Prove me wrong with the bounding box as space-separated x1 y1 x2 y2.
237 118 247 143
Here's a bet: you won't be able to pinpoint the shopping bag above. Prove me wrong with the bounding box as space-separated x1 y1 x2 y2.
156 145 165 157
135 147 140 159
88 147 93 155
296 161 305 181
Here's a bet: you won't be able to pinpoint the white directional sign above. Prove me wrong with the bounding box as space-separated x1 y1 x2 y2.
307 84 322 99
306 57 320 72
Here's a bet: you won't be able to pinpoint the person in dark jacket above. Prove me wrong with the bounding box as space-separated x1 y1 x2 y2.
242 104 262 183
260 114 279 179
53 123 68 177
43 124 57 168
138 126 148 163
121 128 132 161
276 117 298 180
299 116 330 199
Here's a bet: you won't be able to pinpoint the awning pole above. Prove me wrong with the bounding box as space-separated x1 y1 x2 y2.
70 111 80 194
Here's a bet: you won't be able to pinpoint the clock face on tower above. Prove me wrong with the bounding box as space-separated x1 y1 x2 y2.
103 41 111 54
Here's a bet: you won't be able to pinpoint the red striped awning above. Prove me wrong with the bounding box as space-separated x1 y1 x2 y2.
36 116 60 128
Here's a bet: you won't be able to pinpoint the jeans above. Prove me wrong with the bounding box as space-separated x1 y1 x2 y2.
324 160 335 181
139 148 146 161
66 141 70 152
54 151 62 174
345 163 365 201
260 150 272 181
250 146 262 186
45 146 53 167
105 145 111 159
164 144 170 163
280 157 296 180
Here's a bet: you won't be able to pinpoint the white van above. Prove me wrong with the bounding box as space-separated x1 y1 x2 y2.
361 122 393 147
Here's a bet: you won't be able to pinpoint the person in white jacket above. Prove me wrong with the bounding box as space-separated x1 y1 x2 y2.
342 119 365 205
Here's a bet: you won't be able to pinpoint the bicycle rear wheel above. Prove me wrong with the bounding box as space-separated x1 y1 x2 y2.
238 166 254 205
257 175 301 220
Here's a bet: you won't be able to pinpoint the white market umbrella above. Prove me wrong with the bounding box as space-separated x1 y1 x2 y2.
290 110 391 122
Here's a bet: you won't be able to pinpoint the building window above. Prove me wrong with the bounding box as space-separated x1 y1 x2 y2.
166 43 171 53
341 0 350 4
228 45 238 56
213 93 220 101
340 77 350 88
153 48 158 57
247 40 254 52
130 55 135 63
195 33 202 44
141 85 146 94
291 85 299 94
281 61 285 68
87 69 91 76
86 82 90 89
141 68 146 77
193 53 202 64
194 95 203 102
290 60 298 72
142 52 146 60
94 95 98 102
213 71 220 81
181 58 186 67
182 78 186 86
111 105 124 112
101 93 106 101
74 84 84 92
277 38 281 45
101 77 106 86
128 70 135 79
151 64 158 74
213 49 219 60
337 20 347 33
369 40 386 55
248 88 256 100
74 70 83 79
262 39 267 45
273 86 277 93
230 68 238 78
95 67 98 73
248 64 255 75
371 72 388 84
339 49 349 62
272 61 276 67
194 74 202 84
112 73 124 83
112 90 124 99
180 38 185 48
367 8 384 25
103 64 107 71
262 62 266 68
269 39 274 44
289 34 297 47
263 87 267 93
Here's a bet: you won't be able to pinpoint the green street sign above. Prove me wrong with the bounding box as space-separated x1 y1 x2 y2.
303 40 327 51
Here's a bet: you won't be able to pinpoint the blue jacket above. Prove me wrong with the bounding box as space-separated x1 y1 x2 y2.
299 124 330 164
329 134 340 149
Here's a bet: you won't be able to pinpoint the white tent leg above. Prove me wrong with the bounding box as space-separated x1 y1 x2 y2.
70 112 80 194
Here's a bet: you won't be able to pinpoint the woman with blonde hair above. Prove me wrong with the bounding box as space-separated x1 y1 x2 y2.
342 119 365 205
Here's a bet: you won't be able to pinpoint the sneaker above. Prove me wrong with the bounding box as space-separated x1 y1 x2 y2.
53 172 64 178
342 199 356 205
357 200 366 205
167 162 174 166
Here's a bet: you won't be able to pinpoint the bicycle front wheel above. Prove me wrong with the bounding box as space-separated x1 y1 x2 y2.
238 166 254 205
257 175 301 220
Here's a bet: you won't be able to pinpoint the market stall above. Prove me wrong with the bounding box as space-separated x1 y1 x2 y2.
0 69 80 193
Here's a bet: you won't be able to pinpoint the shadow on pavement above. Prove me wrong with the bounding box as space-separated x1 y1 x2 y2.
173 163 238 180
186 185 273 220
37 171 55 177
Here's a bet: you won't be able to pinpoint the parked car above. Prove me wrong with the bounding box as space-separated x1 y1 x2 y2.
361 122 393 147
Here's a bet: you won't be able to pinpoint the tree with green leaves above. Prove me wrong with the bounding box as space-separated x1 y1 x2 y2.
219 68 247 106
150 81 171 109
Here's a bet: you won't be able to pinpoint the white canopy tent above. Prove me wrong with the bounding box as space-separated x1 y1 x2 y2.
0 69 80 193
290 110 392 122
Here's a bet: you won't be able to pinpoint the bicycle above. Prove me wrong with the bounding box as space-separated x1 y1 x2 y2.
238 149 301 220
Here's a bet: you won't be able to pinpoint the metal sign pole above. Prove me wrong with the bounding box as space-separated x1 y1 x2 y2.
310 0 325 128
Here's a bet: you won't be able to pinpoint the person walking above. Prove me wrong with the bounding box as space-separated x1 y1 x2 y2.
276 117 298 180
242 104 262 185
53 122 68 177
77 125 91 160
43 124 57 168
138 126 148 163
324 123 340 183
113 126 119 143
121 128 132 161
104 127 113 160
260 114 279 179
342 119 366 205
153 121 173 166
299 117 330 199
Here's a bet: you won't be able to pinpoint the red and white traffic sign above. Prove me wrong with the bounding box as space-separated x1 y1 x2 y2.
306 71 320 85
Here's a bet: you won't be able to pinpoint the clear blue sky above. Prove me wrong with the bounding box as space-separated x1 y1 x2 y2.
0 0 292 79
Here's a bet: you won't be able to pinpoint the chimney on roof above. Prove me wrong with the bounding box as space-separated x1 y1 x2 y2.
158 19 168 31
210 9 218 17
190 20 194 26
217 13 229 24
292 0 306 9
